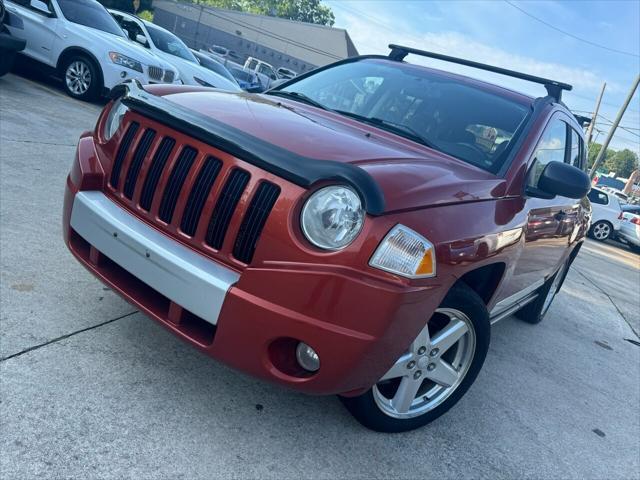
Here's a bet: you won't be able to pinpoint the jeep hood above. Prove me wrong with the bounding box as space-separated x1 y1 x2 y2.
158 89 507 213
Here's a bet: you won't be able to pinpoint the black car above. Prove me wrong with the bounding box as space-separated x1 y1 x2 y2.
0 0 26 76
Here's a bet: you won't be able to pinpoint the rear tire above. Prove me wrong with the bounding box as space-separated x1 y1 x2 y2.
339 283 490 433
589 220 613 241
516 260 569 324
61 54 101 101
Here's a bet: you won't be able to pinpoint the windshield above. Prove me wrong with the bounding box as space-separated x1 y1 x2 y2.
277 59 531 172
58 0 125 37
194 53 238 84
230 68 254 83
146 23 196 62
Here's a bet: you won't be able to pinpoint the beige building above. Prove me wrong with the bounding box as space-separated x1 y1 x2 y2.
153 0 359 73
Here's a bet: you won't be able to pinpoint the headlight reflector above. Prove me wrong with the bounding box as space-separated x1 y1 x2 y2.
108 52 143 73
103 98 128 141
301 186 364 250
370 225 436 278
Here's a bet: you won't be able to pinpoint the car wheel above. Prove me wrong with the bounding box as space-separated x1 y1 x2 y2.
589 220 613 241
62 55 101 101
339 283 490 433
516 260 569 325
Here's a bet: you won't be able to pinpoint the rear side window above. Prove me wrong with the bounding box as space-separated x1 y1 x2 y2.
527 119 567 188
569 128 584 170
588 190 609 205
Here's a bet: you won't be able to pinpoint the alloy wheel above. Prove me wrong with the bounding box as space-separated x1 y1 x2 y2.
65 60 92 95
592 222 611 240
373 308 476 419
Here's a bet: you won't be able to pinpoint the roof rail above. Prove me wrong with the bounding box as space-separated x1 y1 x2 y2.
388 44 572 102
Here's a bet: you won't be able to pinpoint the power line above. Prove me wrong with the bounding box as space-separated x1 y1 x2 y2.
504 0 640 58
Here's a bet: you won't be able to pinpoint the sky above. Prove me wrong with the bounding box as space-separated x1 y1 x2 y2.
324 0 640 155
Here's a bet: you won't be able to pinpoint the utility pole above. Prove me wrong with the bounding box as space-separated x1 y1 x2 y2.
589 74 640 179
585 82 606 145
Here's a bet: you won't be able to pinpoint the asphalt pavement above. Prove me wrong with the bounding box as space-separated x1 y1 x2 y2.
1 72 639 479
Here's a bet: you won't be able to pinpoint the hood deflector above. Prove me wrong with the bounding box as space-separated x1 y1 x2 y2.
110 80 386 215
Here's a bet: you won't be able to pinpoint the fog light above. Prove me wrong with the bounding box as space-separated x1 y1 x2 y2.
296 342 320 372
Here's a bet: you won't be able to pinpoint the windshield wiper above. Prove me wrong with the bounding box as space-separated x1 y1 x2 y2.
335 110 437 149
267 90 331 111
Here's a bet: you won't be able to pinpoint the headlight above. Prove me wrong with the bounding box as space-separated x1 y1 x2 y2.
103 98 128 141
108 52 143 73
301 186 364 250
369 225 436 278
193 76 214 87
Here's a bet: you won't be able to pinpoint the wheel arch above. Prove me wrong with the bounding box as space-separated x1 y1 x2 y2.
57 47 104 87
455 262 506 306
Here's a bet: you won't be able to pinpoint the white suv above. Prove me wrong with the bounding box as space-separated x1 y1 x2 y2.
4 0 179 100
109 10 240 91
587 187 623 241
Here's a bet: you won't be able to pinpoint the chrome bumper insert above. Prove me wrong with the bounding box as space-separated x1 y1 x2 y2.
70 191 239 325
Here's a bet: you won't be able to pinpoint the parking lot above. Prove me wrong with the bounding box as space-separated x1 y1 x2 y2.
1 72 639 479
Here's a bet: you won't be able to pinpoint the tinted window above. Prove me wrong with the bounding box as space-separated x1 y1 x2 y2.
277 59 530 172
230 68 254 83
622 205 640 214
57 0 125 36
146 23 195 61
117 17 147 45
570 128 583 169
588 189 609 205
527 119 567 188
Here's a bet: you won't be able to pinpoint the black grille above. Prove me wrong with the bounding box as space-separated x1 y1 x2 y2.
110 122 139 188
163 70 175 83
139 137 175 211
205 169 250 250
233 182 280 263
180 156 222 236
148 66 163 81
123 129 156 199
158 146 198 223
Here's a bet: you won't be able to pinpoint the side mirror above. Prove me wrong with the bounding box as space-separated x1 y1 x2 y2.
135 34 148 46
531 161 591 199
30 0 53 16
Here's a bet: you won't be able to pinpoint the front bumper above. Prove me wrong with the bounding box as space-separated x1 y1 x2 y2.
63 135 439 396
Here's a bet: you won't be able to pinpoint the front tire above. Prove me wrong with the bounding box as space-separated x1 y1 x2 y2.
589 220 613 241
340 283 490 433
62 55 101 101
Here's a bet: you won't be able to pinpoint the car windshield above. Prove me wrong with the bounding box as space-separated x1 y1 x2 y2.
146 23 196 62
57 0 125 37
194 54 238 84
230 69 252 83
276 59 531 172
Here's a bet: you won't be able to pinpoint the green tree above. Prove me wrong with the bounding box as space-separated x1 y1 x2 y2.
604 149 639 178
587 142 616 170
195 0 335 26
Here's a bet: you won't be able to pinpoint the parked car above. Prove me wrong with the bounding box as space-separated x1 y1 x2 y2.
206 44 241 62
109 10 240 91
0 0 26 76
226 64 263 92
276 66 297 80
617 204 640 253
4 0 178 100
244 56 277 89
587 186 622 241
190 49 239 89
63 44 591 432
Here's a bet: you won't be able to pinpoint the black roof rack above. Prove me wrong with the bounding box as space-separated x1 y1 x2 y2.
388 44 573 102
